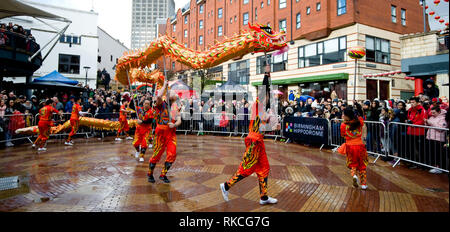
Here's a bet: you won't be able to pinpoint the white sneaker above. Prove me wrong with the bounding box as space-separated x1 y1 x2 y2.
260 196 278 205
126 136 133 140
64 141 73 146
352 175 359 188
148 144 153 148
220 183 229 202
135 151 140 158
429 168 443 174
37 147 47 151
139 157 144 162
361 185 368 190
5 142 14 147
115 137 122 141
32 143 36 148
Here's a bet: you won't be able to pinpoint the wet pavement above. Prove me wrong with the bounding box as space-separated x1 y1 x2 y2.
0 135 448 212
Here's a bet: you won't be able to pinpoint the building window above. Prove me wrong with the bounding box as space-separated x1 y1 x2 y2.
199 20 203 29
243 12 249 25
306 7 311 15
401 9 406 26
235 15 237 22
184 43 187 48
255 8 258 20
244 0 249 4
268 0 271 6
261 1 264 8
199 5 204 14
58 54 80 74
59 35 81 45
228 60 250 84
184 16 188 24
218 8 223 19
279 19 286 32
279 0 286 8
184 30 188 38
366 36 390 64
173 25 176 32
172 62 175 70
199 35 203 45
230 17 233 23
97 56 101 63
296 13 301 29
230 0 232 4
317 2 321 11
110 55 113 62
298 36 347 68
337 0 346 15
218 26 223 36
391 5 397 23
257 52 288 73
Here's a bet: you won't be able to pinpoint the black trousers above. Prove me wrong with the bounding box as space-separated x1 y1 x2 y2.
405 135 425 164
425 139 449 170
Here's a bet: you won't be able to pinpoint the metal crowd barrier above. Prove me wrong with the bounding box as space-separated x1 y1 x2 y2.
192 112 236 136
330 119 387 163
387 122 449 172
0 113 35 146
93 113 120 138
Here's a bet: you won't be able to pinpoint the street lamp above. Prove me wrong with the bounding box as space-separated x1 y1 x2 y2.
83 66 91 87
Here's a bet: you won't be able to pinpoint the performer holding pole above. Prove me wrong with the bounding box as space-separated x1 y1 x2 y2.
116 99 133 141
34 99 62 151
65 97 87 146
335 107 368 190
147 77 181 183
133 99 154 162
220 65 278 205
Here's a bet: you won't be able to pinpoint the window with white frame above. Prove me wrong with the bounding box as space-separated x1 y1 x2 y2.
243 12 249 25
199 35 203 45
337 0 346 15
199 20 203 29
298 36 347 68
366 36 390 64
184 30 188 38
391 5 397 23
401 9 406 26
218 26 223 36
279 0 286 8
279 19 286 32
296 13 301 29
218 8 223 19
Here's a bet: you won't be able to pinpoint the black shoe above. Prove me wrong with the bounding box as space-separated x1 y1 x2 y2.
148 175 155 183
159 175 170 183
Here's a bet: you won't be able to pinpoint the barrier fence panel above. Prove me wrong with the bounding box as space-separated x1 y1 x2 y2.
236 114 250 137
330 119 387 163
0 113 35 146
192 112 235 136
387 122 449 172
178 112 192 135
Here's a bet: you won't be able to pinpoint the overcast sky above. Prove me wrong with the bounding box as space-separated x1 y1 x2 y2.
24 0 447 49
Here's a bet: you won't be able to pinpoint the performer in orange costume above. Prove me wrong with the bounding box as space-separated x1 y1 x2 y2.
147 78 181 184
34 99 61 151
65 97 84 146
220 66 278 205
116 99 133 141
133 99 154 162
337 107 368 190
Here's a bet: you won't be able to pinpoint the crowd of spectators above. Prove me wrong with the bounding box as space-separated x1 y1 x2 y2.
1 77 448 173
0 22 38 52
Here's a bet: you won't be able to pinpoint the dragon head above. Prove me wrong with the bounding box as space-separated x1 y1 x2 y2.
248 23 288 54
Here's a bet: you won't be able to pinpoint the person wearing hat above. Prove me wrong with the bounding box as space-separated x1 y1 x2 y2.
33 99 62 151
288 90 295 102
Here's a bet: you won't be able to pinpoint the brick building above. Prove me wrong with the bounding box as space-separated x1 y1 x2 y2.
156 0 428 101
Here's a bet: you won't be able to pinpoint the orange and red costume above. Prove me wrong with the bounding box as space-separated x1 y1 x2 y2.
225 99 270 199
148 101 179 178
35 105 59 148
338 117 368 186
67 103 82 142
133 106 154 158
117 104 130 137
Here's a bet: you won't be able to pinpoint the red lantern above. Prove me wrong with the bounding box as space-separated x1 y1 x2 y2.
434 0 440 5
429 11 435 16
445 0 449 2
446 22 449 26
435 16 441 20
425 5 429 9
411 77 415 80
439 19 445 23
405 77 410 80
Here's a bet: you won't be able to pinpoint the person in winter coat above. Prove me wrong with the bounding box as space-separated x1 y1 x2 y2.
423 79 439 100
406 97 427 167
424 106 448 173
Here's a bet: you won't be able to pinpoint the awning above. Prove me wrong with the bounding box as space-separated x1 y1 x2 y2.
251 73 349 86
401 54 449 77
33 70 79 85
0 0 68 22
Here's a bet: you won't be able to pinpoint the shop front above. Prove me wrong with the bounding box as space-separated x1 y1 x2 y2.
251 73 348 101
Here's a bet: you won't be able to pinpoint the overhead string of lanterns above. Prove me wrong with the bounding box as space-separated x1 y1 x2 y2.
425 0 449 32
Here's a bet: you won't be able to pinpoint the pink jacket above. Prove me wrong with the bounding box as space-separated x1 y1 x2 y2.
426 109 447 142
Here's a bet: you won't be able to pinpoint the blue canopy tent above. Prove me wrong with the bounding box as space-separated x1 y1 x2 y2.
33 70 78 85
